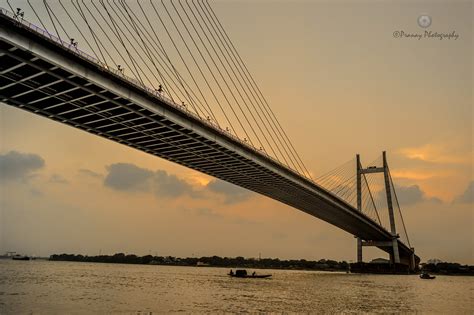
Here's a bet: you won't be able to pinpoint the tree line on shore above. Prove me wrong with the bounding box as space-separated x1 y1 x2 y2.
421 262 474 275
49 253 474 275
49 253 350 271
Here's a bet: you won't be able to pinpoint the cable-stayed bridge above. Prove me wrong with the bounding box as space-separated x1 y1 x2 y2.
0 1 418 270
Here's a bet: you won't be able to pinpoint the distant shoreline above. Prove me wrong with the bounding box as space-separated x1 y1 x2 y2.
46 253 474 276
48 253 350 273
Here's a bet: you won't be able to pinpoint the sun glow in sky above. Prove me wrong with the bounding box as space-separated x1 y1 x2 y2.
0 0 472 264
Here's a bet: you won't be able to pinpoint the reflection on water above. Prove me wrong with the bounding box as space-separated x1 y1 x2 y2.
0 260 473 313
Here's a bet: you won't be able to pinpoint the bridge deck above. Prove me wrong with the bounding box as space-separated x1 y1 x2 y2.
0 10 415 260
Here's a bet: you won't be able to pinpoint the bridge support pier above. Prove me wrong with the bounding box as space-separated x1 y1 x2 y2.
391 238 400 264
356 152 409 267
410 248 416 271
357 237 362 263
383 152 401 264
356 155 363 263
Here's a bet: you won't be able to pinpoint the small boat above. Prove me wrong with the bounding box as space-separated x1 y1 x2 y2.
12 255 30 261
228 269 271 279
419 272 436 279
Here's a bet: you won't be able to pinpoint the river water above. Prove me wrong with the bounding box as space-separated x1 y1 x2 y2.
0 259 472 313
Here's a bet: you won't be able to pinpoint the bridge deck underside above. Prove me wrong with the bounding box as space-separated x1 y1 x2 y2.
0 18 414 260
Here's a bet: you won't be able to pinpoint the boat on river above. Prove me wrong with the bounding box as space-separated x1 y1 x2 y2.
228 269 272 278
419 272 436 279
12 255 30 261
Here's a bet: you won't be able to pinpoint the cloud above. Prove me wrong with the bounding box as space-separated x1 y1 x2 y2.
104 163 154 192
153 170 195 198
390 169 452 181
453 181 474 204
206 179 252 204
398 141 472 165
0 151 45 181
195 207 223 219
394 185 424 205
104 163 253 202
377 184 441 206
49 174 68 184
79 169 103 179
104 163 195 198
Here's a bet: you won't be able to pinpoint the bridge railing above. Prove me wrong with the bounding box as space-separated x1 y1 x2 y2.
0 6 315 182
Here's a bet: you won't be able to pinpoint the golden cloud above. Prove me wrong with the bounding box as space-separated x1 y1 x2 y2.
398 142 472 165
390 169 453 180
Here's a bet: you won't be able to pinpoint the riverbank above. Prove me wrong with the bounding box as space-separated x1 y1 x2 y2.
48 253 474 275
49 253 350 272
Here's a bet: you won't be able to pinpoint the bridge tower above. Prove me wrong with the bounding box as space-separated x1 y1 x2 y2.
356 151 400 264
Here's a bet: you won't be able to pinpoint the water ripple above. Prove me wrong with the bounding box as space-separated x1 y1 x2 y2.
0 260 472 313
